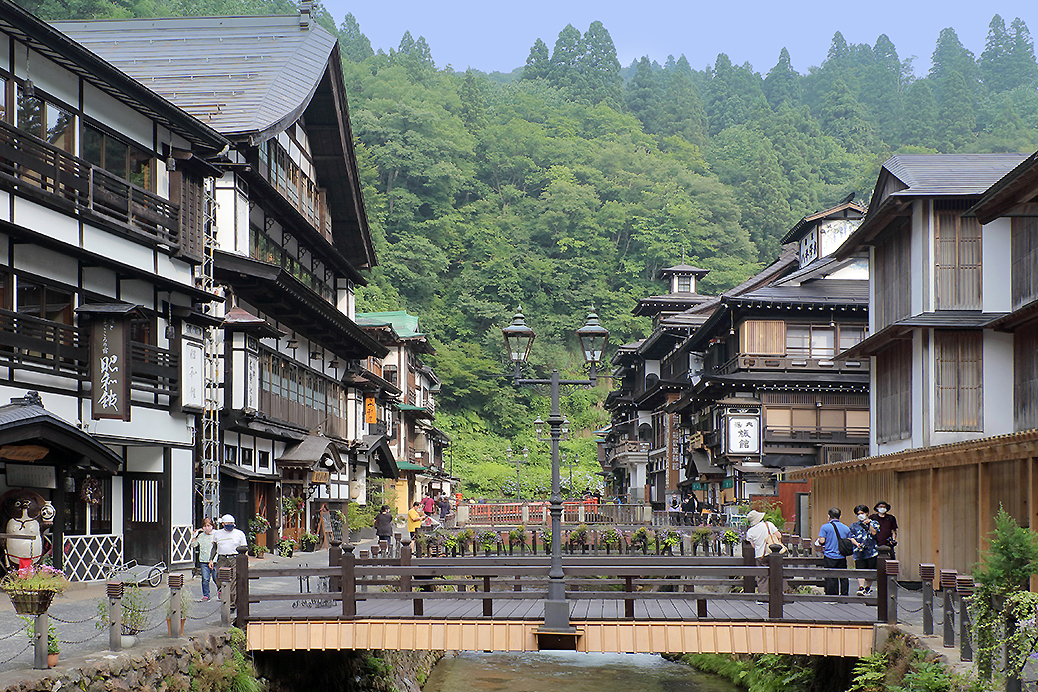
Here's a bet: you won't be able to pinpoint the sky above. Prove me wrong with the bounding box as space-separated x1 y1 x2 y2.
325 0 1036 77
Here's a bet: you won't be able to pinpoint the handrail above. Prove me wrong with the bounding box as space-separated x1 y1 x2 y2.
0 119 179 249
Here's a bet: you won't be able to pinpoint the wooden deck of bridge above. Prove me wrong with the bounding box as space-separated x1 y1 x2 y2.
241 545 891 658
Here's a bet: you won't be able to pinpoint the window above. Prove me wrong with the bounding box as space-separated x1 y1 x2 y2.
875 226 911 329
82 124 153 190
877 340 912 442
786 325 835 359
935 331 983 431
15 85 74 154
15 277 72 324
224 445 237 465
676 275 692 293
935 207 982 310
241 448 253 468
839 325 867 353
740 320 784 356
258 450 270 469
1012 217 1038 310
1015 322 1038 431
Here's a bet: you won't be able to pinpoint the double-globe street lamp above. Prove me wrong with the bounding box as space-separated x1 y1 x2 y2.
507 445 528 500
501 306 609 632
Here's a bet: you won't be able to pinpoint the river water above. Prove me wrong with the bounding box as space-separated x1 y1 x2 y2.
422 651 741 692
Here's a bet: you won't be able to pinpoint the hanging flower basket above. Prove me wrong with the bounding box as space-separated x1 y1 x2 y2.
7 589 56 615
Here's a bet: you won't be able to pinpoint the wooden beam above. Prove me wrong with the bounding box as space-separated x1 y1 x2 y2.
977 462 991 560
931 467 941 569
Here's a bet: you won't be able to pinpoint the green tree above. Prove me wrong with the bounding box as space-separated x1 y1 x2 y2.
521 38 550 81
937 71 977 150
706 53 767 136
1007 18 1038 90
656 55 707 145
929 27 980 103
763 48 801 110
578 21 623 108
626 57 661 133
338 13 373 63
818 79 874 152
900 80 940 149
980 15 1013 92
548 24 586 97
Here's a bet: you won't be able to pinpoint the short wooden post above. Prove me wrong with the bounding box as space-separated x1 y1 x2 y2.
401 539 420 616
168 573 184 637
217 568 232 626
625 576 634 618
768 544 784 620
940 569 957 648
920 564 935 635
957 575 973 662
107 582 123 652
329 539 342 595
876 547 890 623
886 560 900 625
342 544 356 617
483 575 493 616
741 540 755 594
235 545 249 628
32 612 48 670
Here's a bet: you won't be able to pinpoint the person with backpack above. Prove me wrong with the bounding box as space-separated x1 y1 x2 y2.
815 507 852 596
850 504 880 595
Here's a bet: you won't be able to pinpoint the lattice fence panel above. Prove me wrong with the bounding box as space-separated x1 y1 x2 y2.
170 525 194 565
62 534 122 582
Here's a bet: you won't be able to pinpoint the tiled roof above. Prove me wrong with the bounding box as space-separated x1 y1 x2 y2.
884 153 1030 197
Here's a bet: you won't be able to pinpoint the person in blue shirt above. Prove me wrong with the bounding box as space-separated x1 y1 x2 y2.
850 504 880 595
815 507 851 596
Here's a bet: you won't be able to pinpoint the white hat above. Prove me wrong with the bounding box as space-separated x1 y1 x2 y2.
746 510 765 527
220 514 235 524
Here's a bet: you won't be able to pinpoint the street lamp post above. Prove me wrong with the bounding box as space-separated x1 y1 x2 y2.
508 446 529 501
502 306 609 633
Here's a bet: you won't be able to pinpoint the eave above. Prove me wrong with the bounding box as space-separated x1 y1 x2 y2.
970 150 1038 225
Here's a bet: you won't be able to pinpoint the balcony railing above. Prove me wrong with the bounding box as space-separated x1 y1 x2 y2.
764 426 869 444
0 120 179 249
129 341 179 398
720 354 869 374
258 390 346 439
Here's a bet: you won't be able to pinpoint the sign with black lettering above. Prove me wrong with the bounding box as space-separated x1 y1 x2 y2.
91 317 129 420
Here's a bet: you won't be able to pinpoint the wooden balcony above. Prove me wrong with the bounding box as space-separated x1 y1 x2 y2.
0 120 179 249
720 354 869 374
0 308 178 397
764 427 869 445
258 389 346 439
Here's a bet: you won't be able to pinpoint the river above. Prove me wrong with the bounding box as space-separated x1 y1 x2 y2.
422 651 742 692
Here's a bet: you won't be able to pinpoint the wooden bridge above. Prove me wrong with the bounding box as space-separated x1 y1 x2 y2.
237 542 898 658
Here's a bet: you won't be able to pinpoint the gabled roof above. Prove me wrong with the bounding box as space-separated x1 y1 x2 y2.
656 263 710 278
54 14 335 138
780 201 865 245
836 153 1031 260
0 392 121 473
356 311 425 339
970 149 1038 224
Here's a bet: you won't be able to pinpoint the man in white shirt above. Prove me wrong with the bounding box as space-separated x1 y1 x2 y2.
745 510 782 596
213 514 248 605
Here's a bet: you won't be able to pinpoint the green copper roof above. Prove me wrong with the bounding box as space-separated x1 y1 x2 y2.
395 461 427 471
355 310 424 338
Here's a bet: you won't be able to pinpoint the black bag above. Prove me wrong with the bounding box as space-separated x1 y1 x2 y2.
831 521 855 556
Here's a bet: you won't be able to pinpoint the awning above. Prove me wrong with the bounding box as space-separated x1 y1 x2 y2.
691 448 724 475
220 464 279 482
0 392 121 473
276 434 342 470
394 460 426 472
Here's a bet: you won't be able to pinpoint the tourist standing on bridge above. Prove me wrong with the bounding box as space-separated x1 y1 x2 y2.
870 501 898 560
407 501 423 540
850 504 880 596
746 510 785 595
816 508 850 596
375 505 394 549
213 514 248 606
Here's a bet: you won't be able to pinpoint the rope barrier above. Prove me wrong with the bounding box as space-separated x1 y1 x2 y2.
0 628 26 641
141 596 171 613
0 641 32 665
185 607 222 620
49 613 102 625
57 629 107 645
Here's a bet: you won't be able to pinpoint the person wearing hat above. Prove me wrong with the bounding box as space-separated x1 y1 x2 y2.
213 514 248 606
745 510 783 596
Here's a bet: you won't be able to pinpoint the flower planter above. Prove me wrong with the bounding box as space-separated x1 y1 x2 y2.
166 618 186 636
7 590 56 615
47 653 58 668
120 634 137 649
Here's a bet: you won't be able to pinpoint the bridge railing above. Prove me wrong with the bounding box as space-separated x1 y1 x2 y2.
235 543 895 625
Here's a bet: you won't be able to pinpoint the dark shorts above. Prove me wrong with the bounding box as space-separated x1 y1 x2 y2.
856 555 878 570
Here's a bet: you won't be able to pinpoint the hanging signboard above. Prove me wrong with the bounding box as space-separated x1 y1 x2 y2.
6 463 56 489
721 478 734 489
90 317 130 420
365 396 377 424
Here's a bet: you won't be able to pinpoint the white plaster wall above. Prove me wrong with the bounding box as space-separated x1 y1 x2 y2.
983 330 1014 436
18 48 78 110
91 408 192 446
120 279 154 308
982 218 1012 313
213 179 238 253
169 447 194 527
645 360 660 377
0 386 78 423
13 201 79 247
82 225 153 270
126 446 163 474
0 191 9 223
12 243 78 287
110 475 124 535
82 83 153 150
82 266 117 297
154 255 194 289
235 188 249 255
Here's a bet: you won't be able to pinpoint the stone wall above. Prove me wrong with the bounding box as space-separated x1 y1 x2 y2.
257 648 446 692
0 629 245 692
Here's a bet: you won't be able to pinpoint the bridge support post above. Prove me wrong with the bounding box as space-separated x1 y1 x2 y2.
876 547 890 623
483 576 493 616
920 564 935 635
235 545 249 628
106 582 122 652
742 541 755 595
401 539 421 616
940 569 957 648
956 575 973 662
168 573 183 638
885 559 899 625
342 544 356 618
768 544 783 620
625 576 634 619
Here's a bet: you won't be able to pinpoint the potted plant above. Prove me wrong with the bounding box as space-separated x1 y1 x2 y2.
601 527 622 554
248 514 271 547
0 565 69 615
21 617 59 667
250 544 270 559
278 536 296 557
96 583 150 647
299 532 319 552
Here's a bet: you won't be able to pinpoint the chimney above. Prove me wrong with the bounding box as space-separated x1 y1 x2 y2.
299 1 312 28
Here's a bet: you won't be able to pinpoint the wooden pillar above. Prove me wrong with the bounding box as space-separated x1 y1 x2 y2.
978 462 991 562
235 545 249 628
930 467 941 569
341 545 356 618
1029 457 1038 592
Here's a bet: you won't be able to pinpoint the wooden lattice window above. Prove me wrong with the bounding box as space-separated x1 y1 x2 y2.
740 320 784 356
1012 217 1038 310
874 225 911 329
935 208 982 311
876 339 912 443
934 330 983 432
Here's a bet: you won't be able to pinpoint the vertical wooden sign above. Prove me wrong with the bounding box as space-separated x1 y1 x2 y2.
91 317 130 420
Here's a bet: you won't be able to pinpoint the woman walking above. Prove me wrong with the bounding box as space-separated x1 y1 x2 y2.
189 517 217 601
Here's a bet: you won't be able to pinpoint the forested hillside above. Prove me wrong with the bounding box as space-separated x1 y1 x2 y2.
19 0 1038 496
